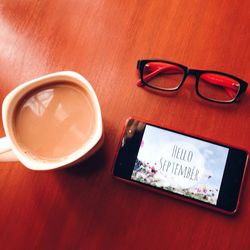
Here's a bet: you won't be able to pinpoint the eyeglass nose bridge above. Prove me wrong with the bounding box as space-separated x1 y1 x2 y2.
187 69 201 77
179 69 200 88
185 69 204 88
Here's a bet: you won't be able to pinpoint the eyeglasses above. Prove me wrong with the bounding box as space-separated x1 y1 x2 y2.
137 59 248 103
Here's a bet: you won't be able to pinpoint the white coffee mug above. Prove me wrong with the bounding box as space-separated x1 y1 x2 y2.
0 71 103 170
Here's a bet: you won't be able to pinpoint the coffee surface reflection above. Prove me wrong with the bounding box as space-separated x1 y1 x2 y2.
13 82 96 161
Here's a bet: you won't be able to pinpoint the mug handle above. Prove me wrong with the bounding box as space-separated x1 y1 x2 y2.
0 137 18 161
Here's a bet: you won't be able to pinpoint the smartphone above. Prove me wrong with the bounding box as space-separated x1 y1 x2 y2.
113 118 249 214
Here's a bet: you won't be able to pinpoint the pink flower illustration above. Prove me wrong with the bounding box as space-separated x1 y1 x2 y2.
151 166 157 173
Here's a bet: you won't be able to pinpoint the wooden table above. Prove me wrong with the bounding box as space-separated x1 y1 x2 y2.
0 1 250 249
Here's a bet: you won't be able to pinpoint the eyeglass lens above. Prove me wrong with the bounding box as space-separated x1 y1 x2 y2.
142 62 184 90
142 62 240 102
198 73 240 102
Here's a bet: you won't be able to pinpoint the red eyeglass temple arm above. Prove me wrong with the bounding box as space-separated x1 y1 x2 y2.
137 62 239 98
200 74 238 98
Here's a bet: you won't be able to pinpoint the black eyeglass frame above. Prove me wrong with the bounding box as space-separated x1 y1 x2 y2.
137 59 248 103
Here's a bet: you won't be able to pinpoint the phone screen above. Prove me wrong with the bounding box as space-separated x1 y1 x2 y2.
113 118 248 214
132 124 228 206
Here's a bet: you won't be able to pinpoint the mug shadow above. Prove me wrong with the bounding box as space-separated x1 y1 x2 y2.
60 145 107 178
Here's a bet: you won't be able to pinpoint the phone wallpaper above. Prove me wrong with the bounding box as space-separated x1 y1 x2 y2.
131 125 229 205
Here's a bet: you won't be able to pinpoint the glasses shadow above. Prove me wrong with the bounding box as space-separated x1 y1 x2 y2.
138 86 180 98
139 85 250 111
195 92 250 111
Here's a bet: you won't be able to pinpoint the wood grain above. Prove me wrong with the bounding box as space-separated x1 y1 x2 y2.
0 0 250 249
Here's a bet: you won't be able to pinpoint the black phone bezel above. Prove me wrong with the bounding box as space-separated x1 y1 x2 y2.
113 118 248 213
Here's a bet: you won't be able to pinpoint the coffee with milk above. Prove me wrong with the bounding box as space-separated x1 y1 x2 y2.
13 82 96 161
